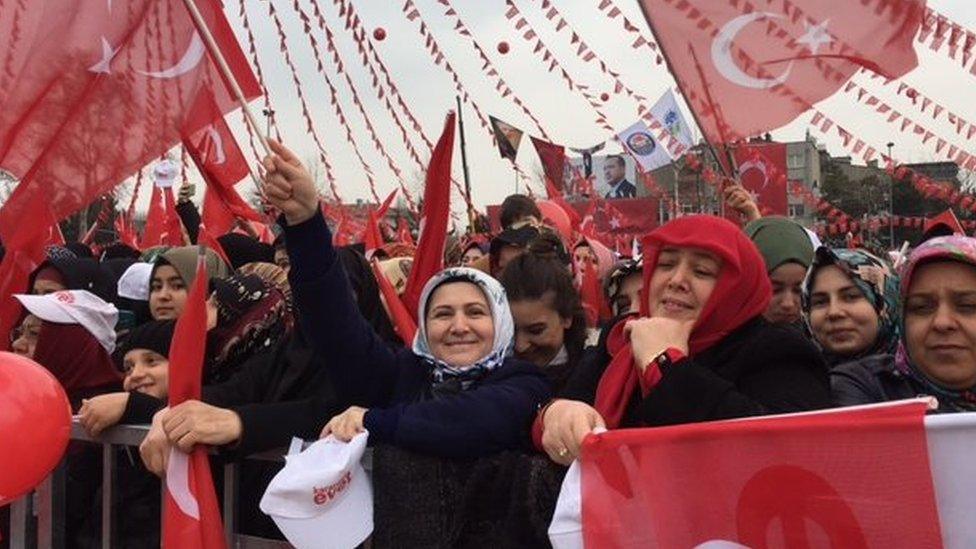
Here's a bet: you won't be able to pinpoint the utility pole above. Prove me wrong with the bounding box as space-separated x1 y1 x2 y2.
455 96 475 229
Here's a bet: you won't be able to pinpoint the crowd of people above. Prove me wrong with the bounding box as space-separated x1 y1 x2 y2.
4 138 976 548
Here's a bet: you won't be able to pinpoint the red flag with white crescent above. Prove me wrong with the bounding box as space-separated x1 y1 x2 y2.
551 401 947 548
163 251 226 549
637 0 923 146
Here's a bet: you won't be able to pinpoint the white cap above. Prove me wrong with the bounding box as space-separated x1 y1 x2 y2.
117 262 154 301
260 433 373 549
15 290 118 353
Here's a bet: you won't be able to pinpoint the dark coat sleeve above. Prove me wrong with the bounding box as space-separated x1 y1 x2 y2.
120 391 166 424
175 201 201 244
363 363 551 459
283 209 402 408
639 325 831 426
225 397 346 457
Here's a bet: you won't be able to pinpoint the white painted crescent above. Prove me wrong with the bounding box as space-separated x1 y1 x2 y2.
140 32 205 79
200 125 226 165
738 158 769 190
166 448 200 519
710 12 793 90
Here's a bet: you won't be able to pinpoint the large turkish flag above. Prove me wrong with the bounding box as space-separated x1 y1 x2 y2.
637 0 924 150
577 401 942 548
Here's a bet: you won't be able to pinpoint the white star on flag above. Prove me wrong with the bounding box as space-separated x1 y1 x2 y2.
797 19 832 55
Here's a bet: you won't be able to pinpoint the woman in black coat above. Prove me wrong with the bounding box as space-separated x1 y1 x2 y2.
537 215 831 464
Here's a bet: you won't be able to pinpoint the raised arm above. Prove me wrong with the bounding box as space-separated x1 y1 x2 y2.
263 140 401 407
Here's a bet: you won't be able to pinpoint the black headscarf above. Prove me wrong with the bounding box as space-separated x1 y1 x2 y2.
217 233 275 269
337 246 397 344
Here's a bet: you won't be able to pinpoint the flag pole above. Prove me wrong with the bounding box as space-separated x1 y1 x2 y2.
178 0 270 156
455 96 476 229
634 1 733 179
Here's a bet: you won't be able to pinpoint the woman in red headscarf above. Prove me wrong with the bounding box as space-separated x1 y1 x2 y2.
537 215 831 464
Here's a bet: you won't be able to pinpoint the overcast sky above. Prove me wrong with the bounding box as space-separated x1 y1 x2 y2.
204 0 976 216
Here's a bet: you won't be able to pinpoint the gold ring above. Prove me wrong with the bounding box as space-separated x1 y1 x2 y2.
557 447 569 458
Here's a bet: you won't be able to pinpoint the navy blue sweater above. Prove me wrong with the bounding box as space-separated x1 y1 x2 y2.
284 210 551 459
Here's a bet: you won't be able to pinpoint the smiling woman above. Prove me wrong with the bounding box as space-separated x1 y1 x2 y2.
258 139 550 462
832 236 976 413
538 215 831 465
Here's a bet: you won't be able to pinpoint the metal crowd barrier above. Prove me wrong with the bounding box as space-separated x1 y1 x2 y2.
6 420 296 549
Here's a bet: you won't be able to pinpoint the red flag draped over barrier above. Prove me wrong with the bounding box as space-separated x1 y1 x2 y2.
733 142 788 217
403 113 455 316
579 401 941 548
163 252 226 549
636 0 924 145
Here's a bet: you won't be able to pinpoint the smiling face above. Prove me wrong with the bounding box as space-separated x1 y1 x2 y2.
122 349 170 399
807 265 879 357
510 293 571 367
765 262 807 325
425 281 495 368
647 247 722 321
611 272 643 317
903 261 976 390
149 264 187 320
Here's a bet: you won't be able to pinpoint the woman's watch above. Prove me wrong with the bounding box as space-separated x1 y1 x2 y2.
654 347 686 374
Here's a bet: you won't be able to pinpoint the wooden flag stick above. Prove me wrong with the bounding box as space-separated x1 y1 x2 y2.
179 0 270 156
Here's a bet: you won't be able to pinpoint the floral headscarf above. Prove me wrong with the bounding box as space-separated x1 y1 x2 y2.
412 267 515 389
893 235 976 411
801 247 900 366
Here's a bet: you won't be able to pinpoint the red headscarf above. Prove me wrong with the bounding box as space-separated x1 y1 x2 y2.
33 322 121 404
594 215 771 428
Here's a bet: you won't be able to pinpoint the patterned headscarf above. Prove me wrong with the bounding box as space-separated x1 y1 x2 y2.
801 247 900 366
412 267 515 389
893 235 976 411
206 272 291 383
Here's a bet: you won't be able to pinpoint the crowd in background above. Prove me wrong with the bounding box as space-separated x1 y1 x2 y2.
3 139 976 548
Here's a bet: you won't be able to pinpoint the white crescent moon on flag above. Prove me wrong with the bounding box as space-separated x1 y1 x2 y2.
711 12 793 90
738 158 769 189
166 448 201 519
201 125 226 165
140 32 205 79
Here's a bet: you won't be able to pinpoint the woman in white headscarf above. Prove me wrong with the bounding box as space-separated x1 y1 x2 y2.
261 138 550 458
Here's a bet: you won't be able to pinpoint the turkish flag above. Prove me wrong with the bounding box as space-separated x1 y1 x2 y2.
402 113 455 317
733 142 789 218
183 91 262 236
0 0 260 250
637 0 924 148
163 186 185 246
396 217 415 246
566 401 943 548
371 259 417 346
164 251 226 549
142 185 167 248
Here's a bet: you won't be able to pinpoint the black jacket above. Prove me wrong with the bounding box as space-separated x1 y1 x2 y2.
830 354 942 409
563 318 831 426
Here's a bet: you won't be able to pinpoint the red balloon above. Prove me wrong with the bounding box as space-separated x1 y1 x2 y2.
0 352 71 506
373 27 386 41
600 92 610 102
497 41 510 54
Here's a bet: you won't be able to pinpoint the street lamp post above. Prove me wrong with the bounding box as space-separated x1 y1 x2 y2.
887 142 894 249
